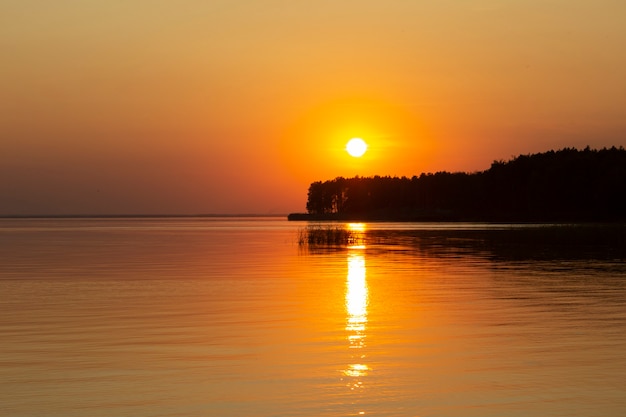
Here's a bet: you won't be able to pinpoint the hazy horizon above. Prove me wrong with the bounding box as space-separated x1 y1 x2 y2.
1 145 624 218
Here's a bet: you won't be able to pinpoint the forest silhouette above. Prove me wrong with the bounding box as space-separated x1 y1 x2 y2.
289 147 626 222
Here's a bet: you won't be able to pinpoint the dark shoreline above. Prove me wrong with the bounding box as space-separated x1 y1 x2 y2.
287 212 626 223
298 148 626 223
288 212 456 222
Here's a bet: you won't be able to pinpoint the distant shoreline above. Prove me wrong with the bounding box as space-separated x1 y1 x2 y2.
0 214 287 219
287 212 626 223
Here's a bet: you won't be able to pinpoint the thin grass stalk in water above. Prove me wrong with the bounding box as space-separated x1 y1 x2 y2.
298 226 356 247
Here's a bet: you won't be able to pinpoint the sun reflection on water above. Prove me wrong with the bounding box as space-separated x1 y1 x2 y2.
344 251 369 385
347 223 367 249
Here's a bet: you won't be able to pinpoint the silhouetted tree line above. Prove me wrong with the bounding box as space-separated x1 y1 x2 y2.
299 147 626 221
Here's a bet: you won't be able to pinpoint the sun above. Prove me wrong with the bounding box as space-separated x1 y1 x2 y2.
346 138 368 157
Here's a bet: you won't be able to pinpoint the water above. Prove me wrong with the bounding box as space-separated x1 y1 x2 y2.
1 218 625 416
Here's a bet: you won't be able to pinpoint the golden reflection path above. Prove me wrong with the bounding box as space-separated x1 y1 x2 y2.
346 223 366 249
343 223 369 392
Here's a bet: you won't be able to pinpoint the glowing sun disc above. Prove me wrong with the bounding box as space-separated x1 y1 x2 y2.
346 138 367 157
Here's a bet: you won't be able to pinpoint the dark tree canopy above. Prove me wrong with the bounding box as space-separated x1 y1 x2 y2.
294 147 626 222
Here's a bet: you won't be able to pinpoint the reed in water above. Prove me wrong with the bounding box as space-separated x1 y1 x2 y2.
297 225 360 247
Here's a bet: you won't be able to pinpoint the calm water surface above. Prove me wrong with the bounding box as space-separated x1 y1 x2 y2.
1 218 625 416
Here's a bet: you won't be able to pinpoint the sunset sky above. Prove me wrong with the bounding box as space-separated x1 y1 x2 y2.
2 1 626 215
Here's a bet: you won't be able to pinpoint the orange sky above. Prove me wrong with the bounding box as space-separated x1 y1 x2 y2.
2 1 626 215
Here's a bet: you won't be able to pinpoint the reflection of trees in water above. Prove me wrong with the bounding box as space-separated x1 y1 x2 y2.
297 224 626 263
365 225 626 263
297 224 626 304
368 226 626 311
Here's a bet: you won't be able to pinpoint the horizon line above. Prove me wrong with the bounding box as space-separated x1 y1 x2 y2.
0 214 288 219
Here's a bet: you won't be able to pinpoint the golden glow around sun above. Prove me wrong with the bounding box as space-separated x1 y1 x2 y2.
346 138 368 157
